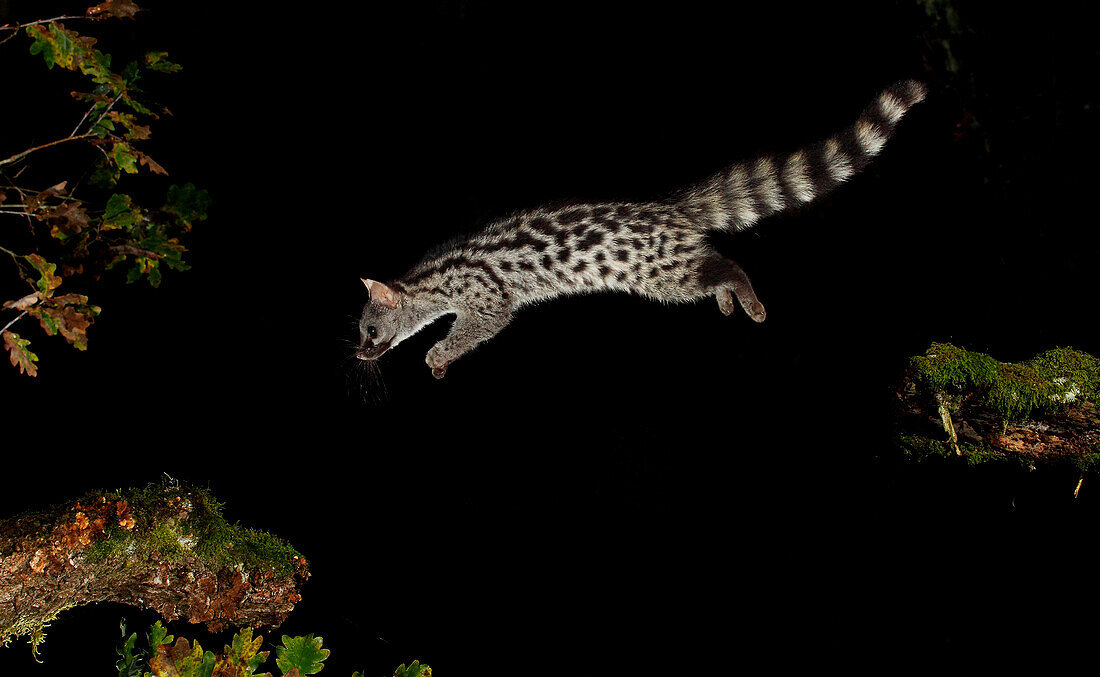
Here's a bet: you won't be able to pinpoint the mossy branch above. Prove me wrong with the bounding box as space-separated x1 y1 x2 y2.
0 480 310 653
897 343 1100 471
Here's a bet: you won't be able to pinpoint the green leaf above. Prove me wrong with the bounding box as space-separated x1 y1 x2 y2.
163 183 211 229
116 620 145 677
25 23 120 88
275 635 329 676
148 621 174 651
122 60 142 85
149 637 215 677
91 158 122 189
214 627 271 676
102 194 142 230
146 263 163 287
25 254 62 295
26 24 78 70
144 51 182 73
393 661 431 677
113 141 140 174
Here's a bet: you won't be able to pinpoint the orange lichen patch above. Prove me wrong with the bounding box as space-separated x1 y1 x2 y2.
116 500 136 531
293 556 311 581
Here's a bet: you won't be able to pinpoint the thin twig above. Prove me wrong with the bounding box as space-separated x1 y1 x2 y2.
83 91 126 136
70 104 99 138
0 133 95 168
0 15 89 31
1 310 28 335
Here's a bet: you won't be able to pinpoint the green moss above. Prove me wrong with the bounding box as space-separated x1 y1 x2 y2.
898 433 1014 466
84 481 302 576
911 343 1099 419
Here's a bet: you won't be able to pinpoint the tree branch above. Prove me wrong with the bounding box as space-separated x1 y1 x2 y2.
0 134 95 169
1 482 310 651
897 343 1100 471
0 310 27 334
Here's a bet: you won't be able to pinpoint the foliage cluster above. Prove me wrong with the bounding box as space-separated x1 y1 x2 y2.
1 1 210 376
117 621 431 677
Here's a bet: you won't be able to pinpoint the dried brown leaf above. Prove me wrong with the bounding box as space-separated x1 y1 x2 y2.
86 0 144 19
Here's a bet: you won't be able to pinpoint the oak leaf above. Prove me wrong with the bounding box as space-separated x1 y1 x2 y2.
25 254 63 294
212 627 271 677
86 0 144 19
47 201 91 239
29 295 100 350
3 331 39 376
274 635 329 676
393 661 432 677
3 291 44 310
149 637 216 677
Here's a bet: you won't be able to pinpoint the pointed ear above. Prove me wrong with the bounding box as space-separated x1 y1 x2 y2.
361 278 401 309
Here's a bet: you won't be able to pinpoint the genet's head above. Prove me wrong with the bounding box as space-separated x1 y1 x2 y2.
358 278 411 360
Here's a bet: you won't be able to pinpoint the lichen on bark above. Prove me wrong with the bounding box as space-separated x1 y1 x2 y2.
897 343 1100 469
0 480 310 654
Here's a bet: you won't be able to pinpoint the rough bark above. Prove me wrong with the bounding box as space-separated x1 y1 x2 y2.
897 343 1099 469
0 482 309 650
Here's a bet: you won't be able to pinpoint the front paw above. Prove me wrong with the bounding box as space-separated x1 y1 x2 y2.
426 347 450 379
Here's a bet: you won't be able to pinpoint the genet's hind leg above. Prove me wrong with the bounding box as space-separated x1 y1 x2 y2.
701 255 766 322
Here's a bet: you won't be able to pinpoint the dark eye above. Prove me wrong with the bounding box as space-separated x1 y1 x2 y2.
367 325 378 339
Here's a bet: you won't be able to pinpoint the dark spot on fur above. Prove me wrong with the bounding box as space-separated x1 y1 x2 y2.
594 251 606 263
528 216 555 234
557 247 572 263
499 260 513 272
572 260 588 273
557 208 588 225
615 271 627 282
575 229 605 251
541 254 553 269
496 230 549 253
518 260 535 271
597 265 610 277
615 249 629 262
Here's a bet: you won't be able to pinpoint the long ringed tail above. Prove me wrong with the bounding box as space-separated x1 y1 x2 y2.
678 79 928 232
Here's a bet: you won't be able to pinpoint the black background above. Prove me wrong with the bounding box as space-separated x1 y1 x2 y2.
2 1 1098 675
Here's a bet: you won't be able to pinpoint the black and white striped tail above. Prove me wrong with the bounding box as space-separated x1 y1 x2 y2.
680 79 928 232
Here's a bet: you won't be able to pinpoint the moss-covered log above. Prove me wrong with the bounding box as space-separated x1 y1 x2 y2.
0 481 309 652
897 343 1100 469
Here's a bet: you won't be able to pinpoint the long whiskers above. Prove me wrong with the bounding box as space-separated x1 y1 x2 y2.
342 342 390 405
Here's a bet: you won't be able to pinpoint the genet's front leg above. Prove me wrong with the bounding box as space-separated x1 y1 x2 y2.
425 310 513 378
